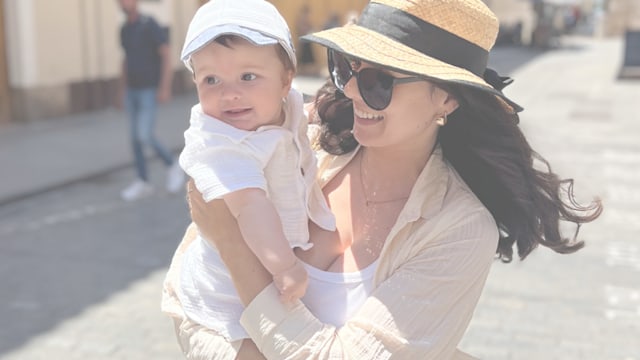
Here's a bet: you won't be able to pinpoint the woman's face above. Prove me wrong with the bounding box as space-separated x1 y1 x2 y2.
342 60 456 150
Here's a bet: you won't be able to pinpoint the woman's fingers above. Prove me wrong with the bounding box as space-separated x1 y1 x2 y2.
186 182 241 250
186 179 210 228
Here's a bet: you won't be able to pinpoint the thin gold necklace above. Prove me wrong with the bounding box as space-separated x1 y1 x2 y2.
359 151 410 207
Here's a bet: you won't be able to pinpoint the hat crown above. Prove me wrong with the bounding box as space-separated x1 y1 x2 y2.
372 0 499 51
181 0 295 68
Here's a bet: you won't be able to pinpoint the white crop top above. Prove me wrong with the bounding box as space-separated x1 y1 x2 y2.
300 260 378 328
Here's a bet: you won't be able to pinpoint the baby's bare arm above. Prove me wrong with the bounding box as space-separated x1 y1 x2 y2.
273 259 308 303
224 188 307 301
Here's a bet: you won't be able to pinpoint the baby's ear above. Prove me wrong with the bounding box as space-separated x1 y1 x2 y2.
283 70 295 93
191 69 197 83
189 59 196 81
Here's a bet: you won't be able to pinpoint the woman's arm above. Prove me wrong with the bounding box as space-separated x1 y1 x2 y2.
176 315 265 360
188 179 498 359
160 222 267 360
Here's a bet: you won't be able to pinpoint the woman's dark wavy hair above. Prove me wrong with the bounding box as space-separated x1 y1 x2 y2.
314 79 602 262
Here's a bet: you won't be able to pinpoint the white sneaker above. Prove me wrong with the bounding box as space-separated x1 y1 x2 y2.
166 161 186 194
121 180 154 201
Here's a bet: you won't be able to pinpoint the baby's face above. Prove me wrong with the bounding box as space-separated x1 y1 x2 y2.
191 37 293 131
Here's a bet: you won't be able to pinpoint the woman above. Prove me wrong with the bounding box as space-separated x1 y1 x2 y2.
162 0 602 358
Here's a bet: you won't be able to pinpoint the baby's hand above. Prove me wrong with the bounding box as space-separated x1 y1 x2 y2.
273 259 308 303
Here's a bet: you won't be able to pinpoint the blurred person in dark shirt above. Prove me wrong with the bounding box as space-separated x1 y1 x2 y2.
117 0 184 201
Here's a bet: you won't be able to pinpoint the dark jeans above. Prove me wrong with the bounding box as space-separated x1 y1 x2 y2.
125 87 174 181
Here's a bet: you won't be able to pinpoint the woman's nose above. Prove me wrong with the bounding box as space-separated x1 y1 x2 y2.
342 75 361 102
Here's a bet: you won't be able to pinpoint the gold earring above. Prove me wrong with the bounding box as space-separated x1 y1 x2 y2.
435 113 448 126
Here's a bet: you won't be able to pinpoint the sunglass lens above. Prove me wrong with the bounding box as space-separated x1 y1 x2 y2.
328 51 394 110
358 68 392 110
330 52 352 90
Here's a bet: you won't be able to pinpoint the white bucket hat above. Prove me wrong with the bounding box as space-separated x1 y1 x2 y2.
181 0 296 72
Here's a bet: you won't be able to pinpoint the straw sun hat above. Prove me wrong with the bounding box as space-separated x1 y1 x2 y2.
302 0 523 112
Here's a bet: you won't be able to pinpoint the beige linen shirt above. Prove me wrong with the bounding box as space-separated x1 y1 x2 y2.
162 144 498 360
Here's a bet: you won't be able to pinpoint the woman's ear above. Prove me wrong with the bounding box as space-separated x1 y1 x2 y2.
444 94 459 114
432 86 459 114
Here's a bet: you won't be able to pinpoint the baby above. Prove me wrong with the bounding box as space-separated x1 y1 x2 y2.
176 0 335 344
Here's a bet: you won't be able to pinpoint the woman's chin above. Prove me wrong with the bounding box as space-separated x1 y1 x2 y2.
352 128 375 146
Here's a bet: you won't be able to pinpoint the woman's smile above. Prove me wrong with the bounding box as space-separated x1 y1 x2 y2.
354 107 383 125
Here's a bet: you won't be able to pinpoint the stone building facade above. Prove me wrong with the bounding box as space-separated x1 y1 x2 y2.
601 0 640 36
0 0 368 123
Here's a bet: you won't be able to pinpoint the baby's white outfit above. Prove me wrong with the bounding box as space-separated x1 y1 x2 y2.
177 88 335 341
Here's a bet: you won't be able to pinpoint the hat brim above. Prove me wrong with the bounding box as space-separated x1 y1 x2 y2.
302 24 522 113
182 24 296 73
182 25 278 60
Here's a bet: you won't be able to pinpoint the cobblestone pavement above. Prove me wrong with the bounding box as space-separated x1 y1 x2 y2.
2 270 181 360
0 162 189 360
460 37 640 359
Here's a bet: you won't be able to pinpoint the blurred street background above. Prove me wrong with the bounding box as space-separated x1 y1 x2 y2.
1 0 639 359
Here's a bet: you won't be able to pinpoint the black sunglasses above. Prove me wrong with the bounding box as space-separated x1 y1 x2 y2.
328 49 424 111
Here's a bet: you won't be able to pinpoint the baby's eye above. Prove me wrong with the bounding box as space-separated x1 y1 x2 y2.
204 76 218 85
241 73 257 81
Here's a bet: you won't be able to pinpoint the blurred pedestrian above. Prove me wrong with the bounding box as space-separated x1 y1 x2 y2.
295 4 317 75
345 10 359 25
117 0 184 201
322 12 341 30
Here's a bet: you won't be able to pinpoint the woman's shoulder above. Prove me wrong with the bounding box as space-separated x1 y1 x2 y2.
445 166 486 211
436 161 498 236
405 162 498 258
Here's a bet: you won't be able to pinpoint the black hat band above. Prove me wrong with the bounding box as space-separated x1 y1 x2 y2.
358 3 489 77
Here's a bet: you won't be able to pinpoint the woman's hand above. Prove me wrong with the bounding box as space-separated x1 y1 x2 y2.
186 179 272 305
186 179 245 254
186 178 233 243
